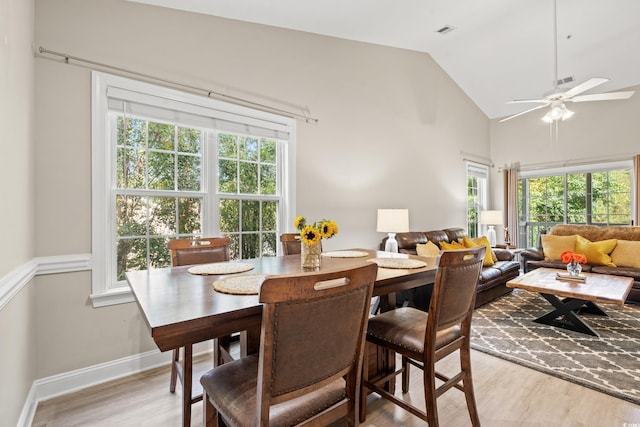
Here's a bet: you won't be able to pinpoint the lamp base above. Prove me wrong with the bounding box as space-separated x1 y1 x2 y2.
384 233 398 253
486 226 497 247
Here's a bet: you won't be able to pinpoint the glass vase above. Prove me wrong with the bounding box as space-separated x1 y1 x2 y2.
301 241 322 270
566 260 582 277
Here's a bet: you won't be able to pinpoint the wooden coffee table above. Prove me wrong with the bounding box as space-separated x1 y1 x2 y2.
506 267 633 336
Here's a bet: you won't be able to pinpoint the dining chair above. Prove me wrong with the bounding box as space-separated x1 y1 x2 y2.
279 233 302 255
167 236 236 423
200 262 378 427
361 246 485 427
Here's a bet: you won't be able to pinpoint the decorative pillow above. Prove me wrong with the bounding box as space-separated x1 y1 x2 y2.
575 235 617 267
541 234 577 261
416 241 440 258
460 236 495 267
610 240 640 268
470 236 498 263
439 240 465 251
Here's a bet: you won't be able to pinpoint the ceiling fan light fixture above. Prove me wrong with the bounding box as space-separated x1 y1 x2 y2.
542 102 573 123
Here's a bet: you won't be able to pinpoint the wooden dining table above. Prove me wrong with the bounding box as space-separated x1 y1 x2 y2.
126 248 437 427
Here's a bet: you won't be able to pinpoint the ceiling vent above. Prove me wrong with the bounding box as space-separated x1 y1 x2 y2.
555 75 575 86
436 25 456 35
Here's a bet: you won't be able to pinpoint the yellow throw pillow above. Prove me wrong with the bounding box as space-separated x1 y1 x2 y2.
439 240 465 250
470 236 498 263
416 241 440 258
575 235 617 267
610 240 640 268
541 234 577 261
460 235 494 267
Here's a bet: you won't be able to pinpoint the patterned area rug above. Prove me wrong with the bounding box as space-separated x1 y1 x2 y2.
471 289 640 405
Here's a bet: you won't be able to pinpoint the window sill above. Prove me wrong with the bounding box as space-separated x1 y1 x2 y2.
90 287 135 308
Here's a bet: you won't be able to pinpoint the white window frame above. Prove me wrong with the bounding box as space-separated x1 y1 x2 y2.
466 162 489 238
90 72 296 307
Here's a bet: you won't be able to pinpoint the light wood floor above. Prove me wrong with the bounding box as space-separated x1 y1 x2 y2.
32 349 640 427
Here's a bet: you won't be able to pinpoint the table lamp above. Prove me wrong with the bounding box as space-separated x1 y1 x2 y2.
480 210 503 247
377 209 410 253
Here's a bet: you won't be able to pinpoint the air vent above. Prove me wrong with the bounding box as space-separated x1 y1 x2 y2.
436 25 456 34
555 76 575 86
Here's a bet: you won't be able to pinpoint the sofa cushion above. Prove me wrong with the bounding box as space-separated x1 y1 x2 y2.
541 234 577 260
416 241 440 258
460 236 495 267
591 266 640 281
440 240 465 250
424 230 450 246
610 240 640 269
575 235 617 267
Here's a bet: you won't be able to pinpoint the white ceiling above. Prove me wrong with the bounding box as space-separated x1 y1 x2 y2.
130 0 640 120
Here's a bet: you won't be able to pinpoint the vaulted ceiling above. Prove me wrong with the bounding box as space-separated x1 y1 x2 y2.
130 0 640 121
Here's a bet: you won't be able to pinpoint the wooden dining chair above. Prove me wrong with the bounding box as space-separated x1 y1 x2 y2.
200 262 378 427
279 233 302 255
167 236 234 425
361 246 485 427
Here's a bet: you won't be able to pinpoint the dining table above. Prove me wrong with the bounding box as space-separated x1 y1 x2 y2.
126 248 437 427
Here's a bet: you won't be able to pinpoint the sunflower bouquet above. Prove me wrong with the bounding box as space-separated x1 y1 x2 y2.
294 216 338 269
294 216 339 245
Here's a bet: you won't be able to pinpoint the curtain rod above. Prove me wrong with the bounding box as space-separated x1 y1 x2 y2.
460 151 494 167
37 46 318 124
511 153 635 173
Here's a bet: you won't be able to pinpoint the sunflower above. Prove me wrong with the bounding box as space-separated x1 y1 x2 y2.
294 215 306 230
319 220 338 238
301 225 322 245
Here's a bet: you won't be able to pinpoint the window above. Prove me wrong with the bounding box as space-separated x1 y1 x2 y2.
91 72 296 306
466 162 489 238
518 161 632 247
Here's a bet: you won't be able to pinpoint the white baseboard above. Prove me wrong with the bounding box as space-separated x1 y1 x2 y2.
17 341 214 427
18 349 172 427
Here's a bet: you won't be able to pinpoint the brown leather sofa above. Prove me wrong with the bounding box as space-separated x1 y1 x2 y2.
381 227 520 310
520 224 640 303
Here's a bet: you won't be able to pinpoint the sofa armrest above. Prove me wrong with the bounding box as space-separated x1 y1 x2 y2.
493 248 514 261
520 248 544 261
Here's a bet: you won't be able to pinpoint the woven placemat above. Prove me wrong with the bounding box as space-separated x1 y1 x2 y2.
187 262 254 275
367 258 427 269
213 274 268 295
322 250 369 258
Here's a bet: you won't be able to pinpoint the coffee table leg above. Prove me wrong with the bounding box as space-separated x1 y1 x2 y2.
534 293 606 337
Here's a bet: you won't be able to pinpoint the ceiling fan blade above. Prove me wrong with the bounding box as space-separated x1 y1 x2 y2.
499 104 549 122
506 99 548 104
564 77 609 98
570 91 635 102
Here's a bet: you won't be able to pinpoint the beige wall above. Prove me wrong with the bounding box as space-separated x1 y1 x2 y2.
0 0 36 424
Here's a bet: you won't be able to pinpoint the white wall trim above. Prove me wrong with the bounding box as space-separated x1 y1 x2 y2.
0 259 37 310
17 349 172 427
0 254 92 310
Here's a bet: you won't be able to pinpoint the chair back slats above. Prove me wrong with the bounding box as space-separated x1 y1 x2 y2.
257 263 378 420
168 237 230 266
429 247 485 332
280 233 302 255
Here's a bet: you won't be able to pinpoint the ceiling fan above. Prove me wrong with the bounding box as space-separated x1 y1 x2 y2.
499 0 635 123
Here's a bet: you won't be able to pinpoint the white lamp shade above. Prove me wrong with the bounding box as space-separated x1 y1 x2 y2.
376 209 410 233
479 210 503 225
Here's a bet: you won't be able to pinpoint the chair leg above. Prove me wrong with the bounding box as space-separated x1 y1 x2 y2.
461 345 481 427
203 390 216 427
423 363 439 427
359 346 369 423
169 348 179 393
182 344 193 427
401 356 410 393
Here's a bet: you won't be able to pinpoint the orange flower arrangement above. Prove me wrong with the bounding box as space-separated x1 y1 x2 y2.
560 251 587 264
